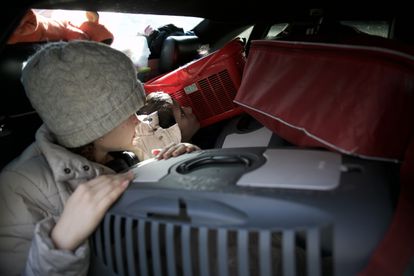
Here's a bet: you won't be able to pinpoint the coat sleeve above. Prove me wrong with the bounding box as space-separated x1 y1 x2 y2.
0 170 90 276
25 217 90 276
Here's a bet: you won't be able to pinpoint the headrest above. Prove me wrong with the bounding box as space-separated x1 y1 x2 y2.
159 35 201 73
0 43 41 115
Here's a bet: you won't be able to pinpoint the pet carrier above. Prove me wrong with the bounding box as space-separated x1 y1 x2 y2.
89 147 397 276
144 38 246 127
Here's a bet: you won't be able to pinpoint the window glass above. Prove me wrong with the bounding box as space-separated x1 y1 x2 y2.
340 21 389 38
266 23 289 39
237 25 254 41
265 21 389 39
32 9 204 69
34 9 204 46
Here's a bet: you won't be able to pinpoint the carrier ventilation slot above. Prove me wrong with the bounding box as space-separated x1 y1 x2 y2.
92 215 333 276
186 69 237 120
168 70 238 122
217 69 238 108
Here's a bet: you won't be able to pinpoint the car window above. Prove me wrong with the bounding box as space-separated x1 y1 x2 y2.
266 23 289 38
236 25 254 41
264 21 390 39
340 20 389 38
34 9 204 48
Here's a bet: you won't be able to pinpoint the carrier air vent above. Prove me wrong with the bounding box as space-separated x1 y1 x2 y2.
217 69 238 107
92 215 333 276
186 69 237 120
199 76 224 114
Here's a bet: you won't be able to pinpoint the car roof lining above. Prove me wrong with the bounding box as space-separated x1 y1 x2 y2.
29 0 404 22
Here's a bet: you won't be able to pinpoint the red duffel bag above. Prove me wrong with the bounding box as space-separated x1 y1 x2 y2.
234 40 414 162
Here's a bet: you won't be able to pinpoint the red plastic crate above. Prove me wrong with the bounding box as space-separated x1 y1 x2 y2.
144 38 246 127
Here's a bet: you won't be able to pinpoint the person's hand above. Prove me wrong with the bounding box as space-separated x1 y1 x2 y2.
154 142 200 160
171 103 200 142
51 171 134 251
144 25 154 36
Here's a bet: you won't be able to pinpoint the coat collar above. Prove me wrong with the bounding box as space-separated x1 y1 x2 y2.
35 124 114 190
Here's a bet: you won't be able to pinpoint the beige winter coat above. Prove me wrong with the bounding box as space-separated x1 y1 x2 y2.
0 125 114 276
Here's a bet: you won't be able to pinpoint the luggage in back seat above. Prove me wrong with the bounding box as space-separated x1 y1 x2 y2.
234 39 414 162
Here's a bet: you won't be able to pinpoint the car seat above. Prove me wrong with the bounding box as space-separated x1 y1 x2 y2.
158 35 202 74
0 43 43 169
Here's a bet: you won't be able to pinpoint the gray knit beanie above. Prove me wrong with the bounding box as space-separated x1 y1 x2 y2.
21 40 146 148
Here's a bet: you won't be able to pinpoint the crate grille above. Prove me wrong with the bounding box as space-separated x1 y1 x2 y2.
218 69 238 103
199 77 224 114
186 87 213 120
173 69 238 121
92 215 333 276
171 89 191 108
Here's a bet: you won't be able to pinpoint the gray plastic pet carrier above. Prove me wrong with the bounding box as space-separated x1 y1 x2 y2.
89 147 398 276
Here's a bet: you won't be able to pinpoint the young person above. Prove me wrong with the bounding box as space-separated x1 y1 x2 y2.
137 91 200 143
0 40 198 275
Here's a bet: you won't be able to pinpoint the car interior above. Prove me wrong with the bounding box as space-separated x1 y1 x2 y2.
0 1 413 276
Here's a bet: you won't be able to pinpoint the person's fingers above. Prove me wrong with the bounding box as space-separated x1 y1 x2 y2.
96 178 130 211
161 144 182 159
186 144 201 152
172 104 183 117
173 142 200 153
171 144 188 157
156 142 176 160
182 106 193 115
156 143 201 160
87 171 131 194
144 25 154 35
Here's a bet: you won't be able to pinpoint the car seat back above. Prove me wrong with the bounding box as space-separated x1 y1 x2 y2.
0 43 43 169
158 35 202 73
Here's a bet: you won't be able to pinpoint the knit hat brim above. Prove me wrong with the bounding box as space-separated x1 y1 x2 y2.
56 82 145 148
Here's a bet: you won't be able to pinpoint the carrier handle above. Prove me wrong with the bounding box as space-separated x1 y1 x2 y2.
176 154 251 174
